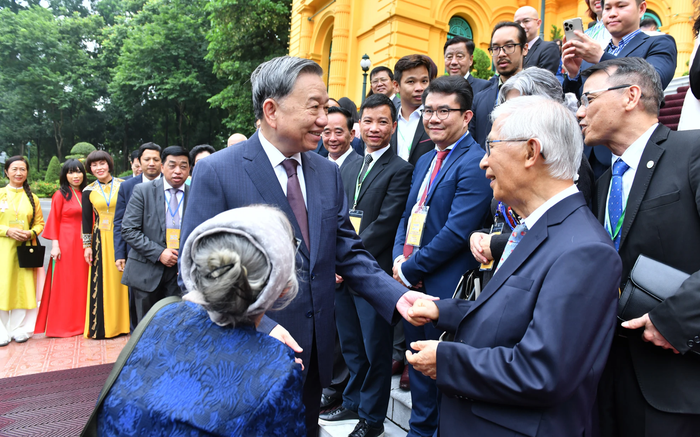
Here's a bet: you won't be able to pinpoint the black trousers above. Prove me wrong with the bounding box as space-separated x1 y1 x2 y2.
130 266 181 327
302 338 322 437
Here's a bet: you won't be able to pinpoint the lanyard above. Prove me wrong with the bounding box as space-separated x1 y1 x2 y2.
71 187 82 209
97 179 115 213
165 190 184 220
352 159 376 209
497 202 520 231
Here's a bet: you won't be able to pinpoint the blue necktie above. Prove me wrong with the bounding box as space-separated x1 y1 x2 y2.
608 158 630 250
495 222 528 273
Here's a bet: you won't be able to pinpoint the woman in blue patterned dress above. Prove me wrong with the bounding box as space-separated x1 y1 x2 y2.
97 206 305 436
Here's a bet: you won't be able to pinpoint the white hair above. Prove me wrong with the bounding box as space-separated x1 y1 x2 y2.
490 95 582 180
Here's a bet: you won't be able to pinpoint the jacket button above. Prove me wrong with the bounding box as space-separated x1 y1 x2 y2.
694 336 700 344
311 274 316 280
306 311 313 318
688 340 694 348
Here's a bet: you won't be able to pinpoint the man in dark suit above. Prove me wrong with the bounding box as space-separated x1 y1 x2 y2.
320 94 413 437
113 142 162 330
514 6 561 74
562 0 677 179
390 55 435 166
121 146 189 324
469 22 529 148
406 95 622 437
580 57 700 437
122 150 141 181
179 56 427 437
444 36 490 95
322 106 363 170
392 76 492 437
369 66 401 109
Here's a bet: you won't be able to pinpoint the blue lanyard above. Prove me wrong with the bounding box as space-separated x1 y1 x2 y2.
97 179 115 212
165 190 184 220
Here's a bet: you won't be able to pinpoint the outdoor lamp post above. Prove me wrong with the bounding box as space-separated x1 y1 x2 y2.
360 54 371 104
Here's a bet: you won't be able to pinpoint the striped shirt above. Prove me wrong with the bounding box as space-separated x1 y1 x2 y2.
606 29 642 56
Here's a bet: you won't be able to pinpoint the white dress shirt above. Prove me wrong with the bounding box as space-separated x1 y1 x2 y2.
396 105 423 161
259 130 308 208
329 147 355 168
163 178 185 222
523 184 579 230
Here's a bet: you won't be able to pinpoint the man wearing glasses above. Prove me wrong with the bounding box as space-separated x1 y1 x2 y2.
444 36 490 95
469 22 529 149
513 6 561 75
392 75 492 437
368 66 400 109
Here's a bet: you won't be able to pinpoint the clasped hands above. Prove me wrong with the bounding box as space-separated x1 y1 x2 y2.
404 298 441 380
6 228 32 242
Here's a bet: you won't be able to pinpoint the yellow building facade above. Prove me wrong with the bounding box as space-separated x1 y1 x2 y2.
289 0 695 103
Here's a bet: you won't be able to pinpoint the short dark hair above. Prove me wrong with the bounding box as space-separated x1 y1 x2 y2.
370 66 394 82
360 93 398 123
640 18 657 29
59 159 87 201
189 144 216 165
85 150 114 175
444 36 476 56
491 21 527 47
130 150 139 162
138 142 161 160
327 106 354 131
394 54 432 84
422 75 474 112
582 57 663 115
161 146 191 166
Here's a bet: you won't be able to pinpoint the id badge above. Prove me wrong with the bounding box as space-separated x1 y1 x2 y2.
349 210 364 234
99 212 114 231
9 219 24 230
480 222 504 271
166 228 181 249
406 205 429 247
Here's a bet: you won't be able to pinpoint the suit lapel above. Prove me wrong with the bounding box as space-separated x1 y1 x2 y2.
525 38 540 66
596 169 612 223
356 150 391 204
618 125 668 248
153 178 166 237
617 32 647 58
301 152 322 267
424 135 471 205
243 139 311 260
409 118 428 161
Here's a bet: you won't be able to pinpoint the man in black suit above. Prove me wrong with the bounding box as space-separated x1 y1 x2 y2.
122 150 141 180
581 57 700 437
369 66 401 109
514 6 561 74
121 146 190 324
444 36 490 95
390 55 435 166
322 106 363 170
469 22 529 148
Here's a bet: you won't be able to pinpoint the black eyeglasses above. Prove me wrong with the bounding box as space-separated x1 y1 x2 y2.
487 43 523 55
484 138 530 156
579 84 633 107
423 108 463 120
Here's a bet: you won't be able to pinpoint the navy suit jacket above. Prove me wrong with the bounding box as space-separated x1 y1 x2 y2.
467 74 490 96
114 174 145 260
523 38 561 75
469 81 499 149
434 193 621 437
392 133 491 297
179 132 407 386
315 137 365 158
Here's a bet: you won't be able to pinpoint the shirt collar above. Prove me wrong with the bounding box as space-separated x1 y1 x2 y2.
434 131 470 153
328 147 354 166
367 144 391 161
612 123 658 171
608 28 642 51
162 178 184 192
398 104 423 122
527 35 539 50
463 71 471 80
523 184 579 230
259 130 302 168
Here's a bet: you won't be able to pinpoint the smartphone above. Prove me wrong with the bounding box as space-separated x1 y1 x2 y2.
564 18 584 41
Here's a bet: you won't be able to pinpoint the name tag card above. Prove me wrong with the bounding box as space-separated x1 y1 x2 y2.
406 205 429 247
99 212 114 231
349 210 364 235
9 219 25 230
166 228 180 249
480 222 504 271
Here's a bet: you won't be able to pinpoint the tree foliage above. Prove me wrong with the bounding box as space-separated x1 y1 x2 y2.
472 48 494 80
550 25 564 41
45 156 61 182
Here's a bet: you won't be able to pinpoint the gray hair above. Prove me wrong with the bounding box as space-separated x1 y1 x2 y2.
490 95 582 180
251 56 324 120
498 67 564 105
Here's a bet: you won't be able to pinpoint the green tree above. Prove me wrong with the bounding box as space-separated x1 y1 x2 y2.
206 0 292 136
45 156 61 182
472 48 494 80
550 25 563 41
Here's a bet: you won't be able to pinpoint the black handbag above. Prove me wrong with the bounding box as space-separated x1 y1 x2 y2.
440 269 482 342
618 255 690 322
17 239 45 268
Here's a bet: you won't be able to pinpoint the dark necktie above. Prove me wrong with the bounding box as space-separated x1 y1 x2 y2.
358 154 373 184
281 159 309 249
403 149 450 258
608 158 630 250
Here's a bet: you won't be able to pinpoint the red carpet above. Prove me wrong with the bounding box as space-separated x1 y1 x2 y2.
0 364 112 436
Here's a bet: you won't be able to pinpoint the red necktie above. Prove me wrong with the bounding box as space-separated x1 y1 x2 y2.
403 150 449 258
281 159 309 249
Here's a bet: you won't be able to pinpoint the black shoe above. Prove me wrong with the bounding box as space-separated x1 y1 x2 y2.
349 419 384 437
318 405 359 423
320 393 338 410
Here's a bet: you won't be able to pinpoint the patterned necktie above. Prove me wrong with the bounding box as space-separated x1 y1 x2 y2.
281 159 309 249
358 154 373 184
166 187 180 229
495 222 528 273
608 158 630 250
403 150 450 259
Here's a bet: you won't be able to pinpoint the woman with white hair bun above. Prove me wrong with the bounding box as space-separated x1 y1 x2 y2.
93 205 306 436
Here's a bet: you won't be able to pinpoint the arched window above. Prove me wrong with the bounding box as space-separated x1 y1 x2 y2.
448 16 473 39
643 11 662 28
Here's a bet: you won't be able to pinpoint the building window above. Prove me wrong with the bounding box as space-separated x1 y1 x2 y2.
643 11 662 28
448 16 473 39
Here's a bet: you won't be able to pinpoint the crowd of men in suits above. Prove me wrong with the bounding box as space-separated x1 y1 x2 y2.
109 1 700 436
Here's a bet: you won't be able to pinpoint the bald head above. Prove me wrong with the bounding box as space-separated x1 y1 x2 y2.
227 133 248 147
514 6 542 42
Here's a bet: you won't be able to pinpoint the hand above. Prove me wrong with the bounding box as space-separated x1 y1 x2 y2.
470 232 493 264
269 324 303 354
622 314 679 354
159 249 179 267
6 228 30 242
397 290 439 326
84 248 93 265
568 31 604 63
406 340 439 379
335 274 344 284
51 245 61 260
562 42 583 78
408 299 440 323
115 259 125 272
393 257 409 287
